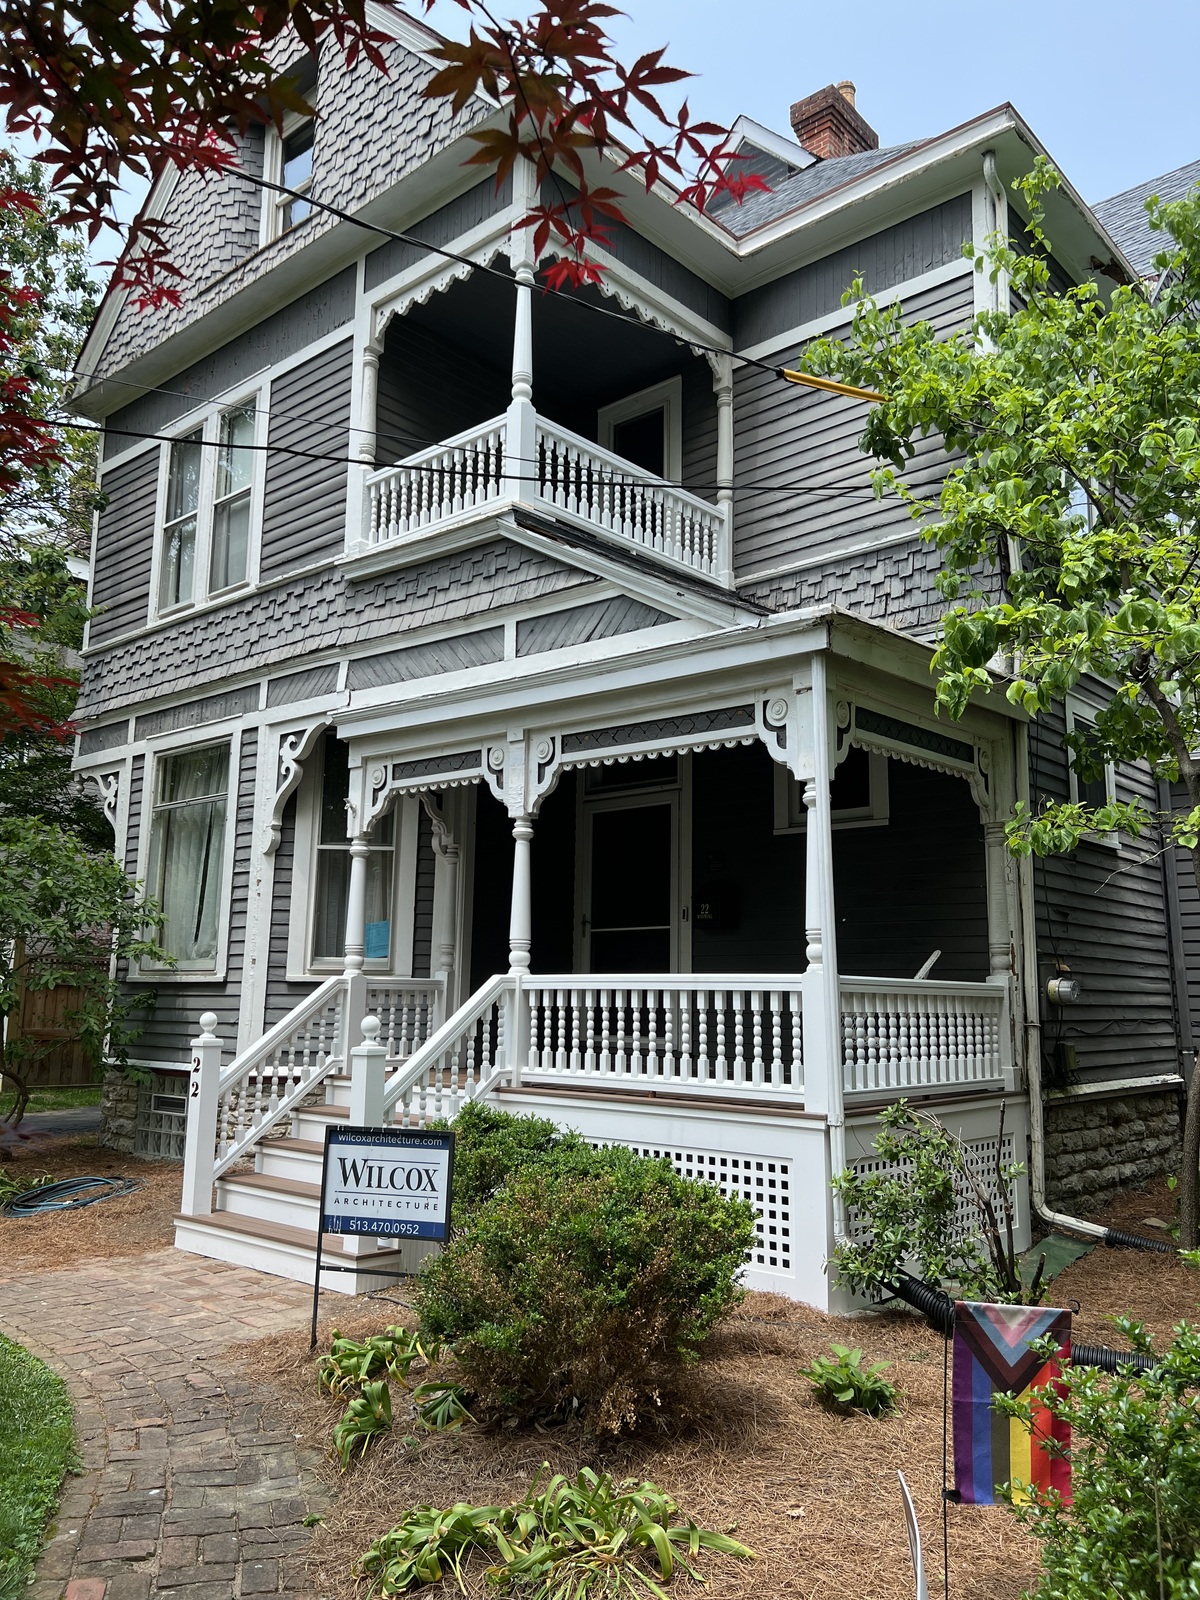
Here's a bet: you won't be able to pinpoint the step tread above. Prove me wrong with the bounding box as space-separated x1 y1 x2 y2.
296 1103 349 1120
218 1171 318 1200
259 1137 325 1156
175 1210 404 1259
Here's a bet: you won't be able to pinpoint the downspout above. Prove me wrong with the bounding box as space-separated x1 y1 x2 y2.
1016 724 1174 1251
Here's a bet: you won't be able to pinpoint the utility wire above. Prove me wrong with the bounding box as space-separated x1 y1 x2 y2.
52 414 914 500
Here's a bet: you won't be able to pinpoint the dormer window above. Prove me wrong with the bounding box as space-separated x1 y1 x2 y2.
266 111 316 240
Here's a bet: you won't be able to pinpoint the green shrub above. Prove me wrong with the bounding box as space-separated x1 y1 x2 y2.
432 1101 584 1222
831 1099 1033 1304
416 1144 756 1432
801 1343 898 1416
998 1319 1200 1600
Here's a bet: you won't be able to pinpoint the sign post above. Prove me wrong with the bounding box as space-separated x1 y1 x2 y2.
310 1124 455 1347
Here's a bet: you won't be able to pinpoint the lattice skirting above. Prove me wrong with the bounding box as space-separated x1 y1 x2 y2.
594 1141 793 1274
845 1130 1019 1243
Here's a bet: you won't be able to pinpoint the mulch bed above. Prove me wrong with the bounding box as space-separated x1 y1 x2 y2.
229 1175 1199 1600
0 1136 181 1278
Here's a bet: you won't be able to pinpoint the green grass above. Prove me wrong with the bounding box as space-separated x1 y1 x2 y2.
0 1085 101 1117
0 1334 74 1600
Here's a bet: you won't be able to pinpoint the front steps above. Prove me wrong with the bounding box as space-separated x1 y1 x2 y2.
173 1072 436 1294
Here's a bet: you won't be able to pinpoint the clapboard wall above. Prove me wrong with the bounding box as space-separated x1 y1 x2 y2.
259 338 354 578
90 450 160 644
1031 710 1179 1083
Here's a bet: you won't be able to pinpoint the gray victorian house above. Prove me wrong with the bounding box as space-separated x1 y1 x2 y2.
71 10 1190 1304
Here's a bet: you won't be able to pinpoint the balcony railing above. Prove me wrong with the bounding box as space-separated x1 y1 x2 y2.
365 413 729 583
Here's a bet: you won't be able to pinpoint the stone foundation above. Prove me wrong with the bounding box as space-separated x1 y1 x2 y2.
97 1068 139 1154
1044 1086 1183 1214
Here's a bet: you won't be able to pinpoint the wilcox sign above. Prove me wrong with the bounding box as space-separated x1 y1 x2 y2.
320 1126 454 1240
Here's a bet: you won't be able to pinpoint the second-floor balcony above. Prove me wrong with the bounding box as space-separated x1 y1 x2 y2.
364 411 730 583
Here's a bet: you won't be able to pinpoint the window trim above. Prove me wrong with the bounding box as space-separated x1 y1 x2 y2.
136 735 240 980
1064 698 1119 847
773 749 890 834
597 375 682 481
286 741 422 980
148 389 265 624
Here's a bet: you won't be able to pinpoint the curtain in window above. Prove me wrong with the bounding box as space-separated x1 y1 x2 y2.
150 747 229 966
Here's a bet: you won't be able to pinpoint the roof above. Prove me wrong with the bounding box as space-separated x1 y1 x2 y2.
713 141 925 236
1092 157 1200 278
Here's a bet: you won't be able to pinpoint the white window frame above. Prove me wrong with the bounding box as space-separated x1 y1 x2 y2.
149 390 265 623
136 735 240 981
286 744 422 980
597 375 682 481
773 749 890 834
1065 698 1119 846
261 108 316 246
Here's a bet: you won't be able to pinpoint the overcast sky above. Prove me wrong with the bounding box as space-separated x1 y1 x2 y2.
488 0 1200 204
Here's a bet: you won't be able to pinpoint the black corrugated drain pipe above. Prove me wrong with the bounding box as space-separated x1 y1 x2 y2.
887 1273 1161 1374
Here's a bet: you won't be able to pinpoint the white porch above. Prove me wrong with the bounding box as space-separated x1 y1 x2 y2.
172 615 1032 1309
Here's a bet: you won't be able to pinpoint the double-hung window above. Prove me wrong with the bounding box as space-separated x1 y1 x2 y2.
157 398 258 615
311 734 395 964
147 745 230 969
264 111 316 241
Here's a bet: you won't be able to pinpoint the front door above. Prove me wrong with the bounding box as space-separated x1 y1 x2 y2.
577 788 680 972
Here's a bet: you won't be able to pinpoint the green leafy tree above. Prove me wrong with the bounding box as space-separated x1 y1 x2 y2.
796 165 1200 1243
996 1319 1200 1600
0 818 167 1128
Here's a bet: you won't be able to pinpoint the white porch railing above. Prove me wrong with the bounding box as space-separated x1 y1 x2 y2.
520 978 805 1098
382 972 511 1126
839 976 1007 1096
210 976 443 1180
364 413 728 582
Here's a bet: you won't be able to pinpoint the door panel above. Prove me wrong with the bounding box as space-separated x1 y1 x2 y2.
581 797 677 972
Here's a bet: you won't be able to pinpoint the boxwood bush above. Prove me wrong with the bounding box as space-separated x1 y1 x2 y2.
431 1100 584 1222
418 1137 756 1432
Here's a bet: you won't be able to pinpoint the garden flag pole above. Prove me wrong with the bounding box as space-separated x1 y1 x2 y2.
951 1302 1072 1506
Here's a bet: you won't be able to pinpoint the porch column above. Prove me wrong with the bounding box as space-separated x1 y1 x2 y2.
434 835 461 1018
713 354 735 586
985 819 1019 1090
357 345 381 470
800 656 848 1233
508 815 534 973
342 832 371 1058
504 160 537 505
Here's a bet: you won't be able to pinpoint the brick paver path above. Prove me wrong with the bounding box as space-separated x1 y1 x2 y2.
1 1249 329 1600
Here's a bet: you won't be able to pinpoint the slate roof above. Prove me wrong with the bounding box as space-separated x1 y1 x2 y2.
1092 158 1200 279
715 142 924 237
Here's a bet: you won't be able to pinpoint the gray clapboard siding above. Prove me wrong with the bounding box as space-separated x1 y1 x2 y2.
376 315 512 463
364 175 514 290
102 269 357 452
265 795 319 1026
681 359 717 501
1168 783 1200 1056
259 338 354 578
1030 709 1178 1083
90 450 160 643
732 274 975 579
128 731 259 1064
732 194 973 350
412 804 435 979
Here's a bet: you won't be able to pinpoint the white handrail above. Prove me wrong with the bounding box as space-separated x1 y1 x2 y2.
839 974 1006 1096
213 974 347 1177
381 971 515 1122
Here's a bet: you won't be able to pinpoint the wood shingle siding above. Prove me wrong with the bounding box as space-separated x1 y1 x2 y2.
90 449 160 644
731 194 974 350
259 338 355 578
731 274 975 581
101 269 356 452
1031 711 1178 1083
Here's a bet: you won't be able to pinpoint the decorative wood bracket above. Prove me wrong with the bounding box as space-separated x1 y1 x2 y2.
88 770 121 831
754 688 816 782
262 722 329 854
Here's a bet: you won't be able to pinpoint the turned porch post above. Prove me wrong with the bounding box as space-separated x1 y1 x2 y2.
504 160 537 505
713 354 735 587
508 816 534 973
800 656 847 1231
984 817 1019 1091
341 831 371 1061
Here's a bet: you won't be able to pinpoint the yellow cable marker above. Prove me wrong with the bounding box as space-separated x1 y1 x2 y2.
781 368 888 404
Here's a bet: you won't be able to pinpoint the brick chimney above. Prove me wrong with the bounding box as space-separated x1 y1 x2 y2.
789 81 878 161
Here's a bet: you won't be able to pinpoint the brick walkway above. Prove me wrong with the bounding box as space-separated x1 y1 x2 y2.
1 1249 328 1600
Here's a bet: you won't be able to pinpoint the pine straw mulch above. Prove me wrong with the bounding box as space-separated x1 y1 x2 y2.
225 1175 1200 1600
0 1136 181 1279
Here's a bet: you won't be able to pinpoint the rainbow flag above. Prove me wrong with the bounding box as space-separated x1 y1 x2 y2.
952 1301 1071 1506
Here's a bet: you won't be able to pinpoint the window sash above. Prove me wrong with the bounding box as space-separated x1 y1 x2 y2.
148 747 230 969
